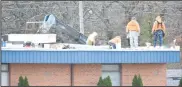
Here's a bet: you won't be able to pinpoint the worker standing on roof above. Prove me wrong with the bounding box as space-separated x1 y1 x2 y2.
108 36 121 49
126 17 140 48
86 32 98 46
152 16 166 47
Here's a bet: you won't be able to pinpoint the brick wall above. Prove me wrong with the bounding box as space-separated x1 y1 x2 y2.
9 64 166 86
73 64 101 86
121 64 166 86
10 64 71 86
9 64 101 86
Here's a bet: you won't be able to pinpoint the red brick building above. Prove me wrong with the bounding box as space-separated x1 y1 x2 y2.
1 48 180 86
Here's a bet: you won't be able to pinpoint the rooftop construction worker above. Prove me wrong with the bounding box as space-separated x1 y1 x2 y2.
152 16 166 47
108 36 121 49
126 17 140 48
86 32 98 46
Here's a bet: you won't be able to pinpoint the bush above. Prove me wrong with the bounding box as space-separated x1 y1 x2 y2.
139 15 154 46
132 74 143 86
138 74 143 86
24 76 29 86
103 76 112 86
18 76 24 87
97 77 103 86
179 78 182 87
18 76 29 87
97 76 112 86
132 75 138 86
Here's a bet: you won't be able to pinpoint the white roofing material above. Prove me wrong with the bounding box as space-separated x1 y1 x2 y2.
6 34 56 43
2 45 180 51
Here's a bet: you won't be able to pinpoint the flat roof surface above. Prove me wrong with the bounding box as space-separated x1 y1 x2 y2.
2 47 180 51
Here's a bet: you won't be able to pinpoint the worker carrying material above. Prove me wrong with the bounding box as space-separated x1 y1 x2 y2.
152 16 166 47
126 17 140 48
108 36 121 49
86 32 98 46
38 14 56 33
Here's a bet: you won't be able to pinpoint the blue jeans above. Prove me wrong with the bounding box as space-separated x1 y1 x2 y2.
153 30 164 47
108 42 116 49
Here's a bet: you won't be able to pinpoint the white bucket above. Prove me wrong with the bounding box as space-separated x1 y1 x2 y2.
44 44 50 49
116 43 121 49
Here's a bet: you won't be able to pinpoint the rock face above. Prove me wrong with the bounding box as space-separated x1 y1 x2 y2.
2 1 182 68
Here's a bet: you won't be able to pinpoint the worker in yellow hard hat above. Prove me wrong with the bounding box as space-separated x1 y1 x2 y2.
86 32 98 46
152 16 166 47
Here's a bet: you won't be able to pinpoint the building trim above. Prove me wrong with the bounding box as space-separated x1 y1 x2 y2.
70 64 74 86
120 64 122 86
2 49 180 64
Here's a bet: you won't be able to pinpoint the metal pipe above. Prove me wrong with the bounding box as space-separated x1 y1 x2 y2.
79 1 84 34
0 1 2 86
70 64 74 86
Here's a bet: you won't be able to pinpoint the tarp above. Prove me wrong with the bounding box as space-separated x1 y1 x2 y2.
40 14 56 33
43 14 56 27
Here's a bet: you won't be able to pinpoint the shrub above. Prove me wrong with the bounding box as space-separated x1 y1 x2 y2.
18 76 29 87
24 76 29 86
97 76 112 86
132 74 143 86
18 76 24 87
97 77 103 86
132 75 138 86
103 76 112 86
139 15 153 46
138 74 143 86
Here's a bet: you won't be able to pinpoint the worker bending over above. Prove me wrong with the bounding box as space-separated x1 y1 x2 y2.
108 36 121 49
126 17 140 48
152 16 166 47
86 32 98 46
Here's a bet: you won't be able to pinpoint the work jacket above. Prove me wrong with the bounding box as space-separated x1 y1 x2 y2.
126 20 140 32
152 21 166 33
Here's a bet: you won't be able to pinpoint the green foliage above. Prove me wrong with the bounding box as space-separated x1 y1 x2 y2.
138 14 158 46
24 76 29 86
97 77 103 86
103 76 112 86
138 74 143 86
18 76 30 87
132 75 138 86
179 78 182 87
97 76 112 86
139 15 153 46
18 76 24 87
132 74 143 86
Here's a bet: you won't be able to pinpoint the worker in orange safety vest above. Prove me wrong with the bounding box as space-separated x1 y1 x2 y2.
126 17 140 48
152 16 166 47
108 36 121 49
